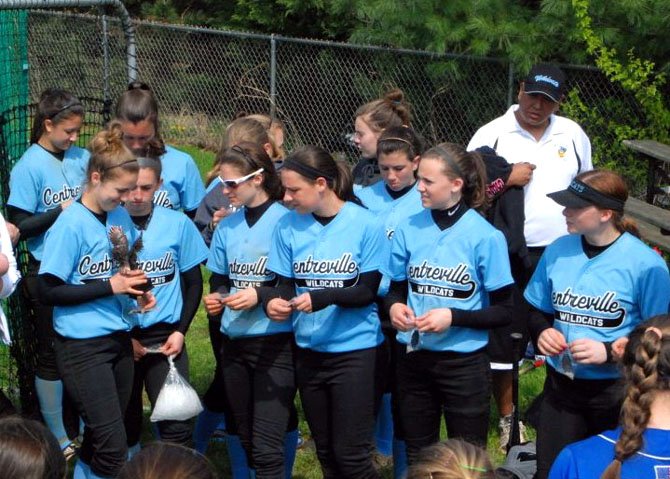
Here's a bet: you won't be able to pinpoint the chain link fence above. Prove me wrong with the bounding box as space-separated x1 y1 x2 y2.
0 7 658 411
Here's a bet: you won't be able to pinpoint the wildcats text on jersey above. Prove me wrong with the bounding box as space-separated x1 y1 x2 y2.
42 185 82 207
552 288 626 328
407 261 476 299
293 253 360 289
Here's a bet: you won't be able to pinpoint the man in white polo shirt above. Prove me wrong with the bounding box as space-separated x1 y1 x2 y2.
468 63 592 451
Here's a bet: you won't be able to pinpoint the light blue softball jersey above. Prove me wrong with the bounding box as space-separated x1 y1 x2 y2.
525 232 670 380
39 202 139 339
8 144 89 260
153 145 206 212
127 206 208 329
268 201 385 353
382 208 514 353
207 202 291 338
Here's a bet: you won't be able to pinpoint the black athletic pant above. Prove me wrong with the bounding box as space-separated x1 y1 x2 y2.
221 333 298 479
296 343 386 479
202 317 226 412
535 367 623 479
124 323 192 447
54 331 134 478
395 343 491 465
23 261 79 437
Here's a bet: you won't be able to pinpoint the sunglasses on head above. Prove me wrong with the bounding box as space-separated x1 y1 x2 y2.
219 168 264 189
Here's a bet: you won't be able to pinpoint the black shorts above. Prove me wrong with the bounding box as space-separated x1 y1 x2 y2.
487 285 529 368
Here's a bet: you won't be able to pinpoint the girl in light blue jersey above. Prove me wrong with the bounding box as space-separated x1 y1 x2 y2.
123 157 208 454
38 123 154 479
266 145 386 479
7 88 89 457
383 143 514 463
549 315 670 479
203 142 297 479
525 169 670 479
357 126 424 478
115 82 205 216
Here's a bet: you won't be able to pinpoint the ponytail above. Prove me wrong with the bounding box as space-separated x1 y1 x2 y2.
423 143 489 212
601 315 670 479
283 145 360 205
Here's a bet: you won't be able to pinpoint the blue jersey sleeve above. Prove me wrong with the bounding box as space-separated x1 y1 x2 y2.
637 259 670 319
267 215 294 278
524 251 554 313
39 220 79 281
384 224 409 281
8 159 41 212
182 156 206 211
548 446 579 479
477 230 514 292
207 226 229 276
177 216 208 272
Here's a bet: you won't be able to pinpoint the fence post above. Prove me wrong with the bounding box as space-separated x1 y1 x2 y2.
101 14 112 123
507 62 514 108
270 34 277 118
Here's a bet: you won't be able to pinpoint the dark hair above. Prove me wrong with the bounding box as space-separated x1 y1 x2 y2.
31 88 84 144
137 157 163 182
422 142 488 211
0 416 66 479
118 442 218 479
406 439 494 479
354 88 411 132
601 314 670 479
87 121 139 181
377 126 425 160
283 145 359 204
575 170 639 238
115 82 166 155
216 141 283 201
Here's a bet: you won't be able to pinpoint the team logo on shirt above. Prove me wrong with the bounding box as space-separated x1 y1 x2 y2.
153 190 173 209
293 253 360 288
229 256 277 288
552 288 626 328
135 251 175 286
386 228 395 240
558 146 567 158
78 254 113 279
42 185 82 208
407 261 476 299
655 466 670 479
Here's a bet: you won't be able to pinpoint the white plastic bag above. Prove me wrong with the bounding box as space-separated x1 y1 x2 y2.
150 355 203 422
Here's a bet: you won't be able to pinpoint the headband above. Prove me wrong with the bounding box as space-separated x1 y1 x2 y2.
283 158 334 183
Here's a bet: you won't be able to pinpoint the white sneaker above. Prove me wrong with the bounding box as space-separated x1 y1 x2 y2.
498 415 527 452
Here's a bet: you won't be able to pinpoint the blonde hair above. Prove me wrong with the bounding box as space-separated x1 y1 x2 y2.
601 314 670 479
406 439 494 479
87 121 138 181
205 115 284 186
118 443 218 479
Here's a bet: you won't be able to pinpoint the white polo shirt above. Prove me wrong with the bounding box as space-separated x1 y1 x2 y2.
468 105 592 247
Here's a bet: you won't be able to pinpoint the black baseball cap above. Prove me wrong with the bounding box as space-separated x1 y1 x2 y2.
547 179 625 211
523 64 566 103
